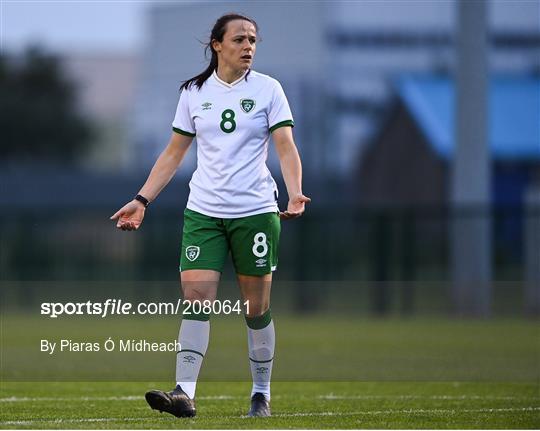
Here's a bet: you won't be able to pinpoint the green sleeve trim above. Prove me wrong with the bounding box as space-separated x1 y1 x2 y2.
173 126 196 137
269 120 294 133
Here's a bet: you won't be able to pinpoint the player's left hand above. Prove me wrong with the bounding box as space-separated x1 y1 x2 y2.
279 194 311 220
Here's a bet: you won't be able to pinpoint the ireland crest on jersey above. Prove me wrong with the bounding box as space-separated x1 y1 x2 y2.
240 99 256 113
185 246 200 262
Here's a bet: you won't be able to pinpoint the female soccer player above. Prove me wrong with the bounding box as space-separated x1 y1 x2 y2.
111 13 309 418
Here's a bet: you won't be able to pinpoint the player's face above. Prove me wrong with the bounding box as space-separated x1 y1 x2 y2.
214 19 257 73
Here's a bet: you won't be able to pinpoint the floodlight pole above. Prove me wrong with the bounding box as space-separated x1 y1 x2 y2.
451 0 492 316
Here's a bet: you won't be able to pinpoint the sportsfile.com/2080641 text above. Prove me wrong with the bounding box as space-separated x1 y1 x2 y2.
40 299 250 318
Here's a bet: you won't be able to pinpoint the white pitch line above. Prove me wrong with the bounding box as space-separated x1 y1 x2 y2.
0 396 140 402
319 394 540 401
0 395 237 402
1 406 538 426
2 393 537 403
264 406 540 419
0 417 150 426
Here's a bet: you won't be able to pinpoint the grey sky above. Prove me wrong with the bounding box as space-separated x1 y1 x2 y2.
1 0 538 54
1 0 152 53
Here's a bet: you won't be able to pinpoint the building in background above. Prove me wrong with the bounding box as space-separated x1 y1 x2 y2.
357 76 540 207
326 0 539 178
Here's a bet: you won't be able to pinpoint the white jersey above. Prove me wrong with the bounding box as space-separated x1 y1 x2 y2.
172 69 294 218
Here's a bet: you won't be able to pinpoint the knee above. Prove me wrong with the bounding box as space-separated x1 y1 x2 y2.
180 270 219 302
182 286 215 302
244 301 270 318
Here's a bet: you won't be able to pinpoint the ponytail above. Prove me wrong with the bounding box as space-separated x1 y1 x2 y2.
179 47 218 92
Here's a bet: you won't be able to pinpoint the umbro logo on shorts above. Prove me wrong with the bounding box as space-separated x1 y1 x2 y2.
255 258 267 267
186 246 200 262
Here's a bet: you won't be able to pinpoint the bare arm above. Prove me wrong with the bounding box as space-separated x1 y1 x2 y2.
272 126 310 220
137 132 193 201
110 132 193 230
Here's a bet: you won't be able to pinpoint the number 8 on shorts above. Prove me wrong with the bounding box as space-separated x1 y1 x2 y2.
252 232 268 258
229 212 280 276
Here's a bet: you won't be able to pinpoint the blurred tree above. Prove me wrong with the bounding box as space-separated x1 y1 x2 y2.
0 47 93 163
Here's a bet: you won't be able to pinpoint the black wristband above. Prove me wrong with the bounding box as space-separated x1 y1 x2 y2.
134 194 149 208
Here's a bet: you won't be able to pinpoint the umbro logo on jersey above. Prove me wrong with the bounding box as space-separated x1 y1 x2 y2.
240 99 256 113
202 102 212 110
186 246 200 262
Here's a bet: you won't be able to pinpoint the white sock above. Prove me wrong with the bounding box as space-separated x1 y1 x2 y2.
247 319 275 400
175 319 209 399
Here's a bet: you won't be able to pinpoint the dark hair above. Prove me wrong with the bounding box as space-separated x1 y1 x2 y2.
180 13 259 92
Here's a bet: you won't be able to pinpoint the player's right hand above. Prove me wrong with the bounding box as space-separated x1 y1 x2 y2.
110 200 146 231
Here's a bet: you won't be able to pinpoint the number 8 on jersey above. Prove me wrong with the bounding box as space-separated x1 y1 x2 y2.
220 109 236 133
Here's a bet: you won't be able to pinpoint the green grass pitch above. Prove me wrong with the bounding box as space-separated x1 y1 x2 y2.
1 381 538 429
1 315 538 428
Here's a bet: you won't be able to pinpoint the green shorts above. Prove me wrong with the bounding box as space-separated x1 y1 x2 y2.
180 208 281 276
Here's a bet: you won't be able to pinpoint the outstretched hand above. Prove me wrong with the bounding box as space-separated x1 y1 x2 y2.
279 194 311 220
110 200 146 231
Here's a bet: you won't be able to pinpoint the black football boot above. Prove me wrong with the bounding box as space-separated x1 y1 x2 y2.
247 392 271 417
145 385 196 418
